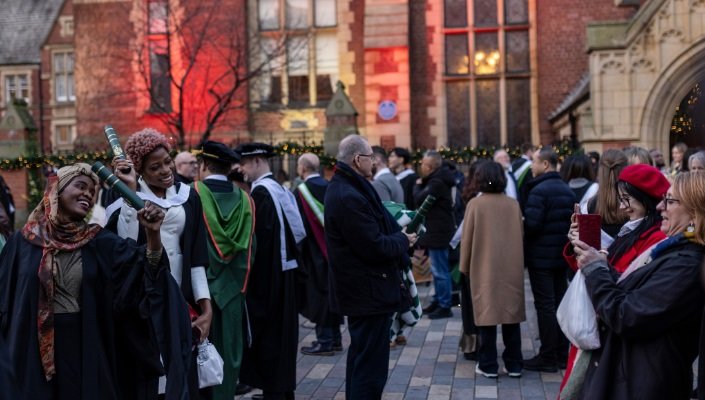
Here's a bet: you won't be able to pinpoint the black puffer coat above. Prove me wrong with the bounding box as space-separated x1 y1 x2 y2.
413 166 456 248
523 171 575 269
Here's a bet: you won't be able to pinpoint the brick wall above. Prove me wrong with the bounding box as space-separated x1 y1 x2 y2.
537 0 637 144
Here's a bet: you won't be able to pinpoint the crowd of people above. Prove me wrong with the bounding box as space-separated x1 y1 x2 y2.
1 133 705 400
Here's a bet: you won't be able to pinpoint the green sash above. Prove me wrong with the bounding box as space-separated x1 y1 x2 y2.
297 182 324 226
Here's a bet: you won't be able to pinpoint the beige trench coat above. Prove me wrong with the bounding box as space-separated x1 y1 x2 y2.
459 193 526 326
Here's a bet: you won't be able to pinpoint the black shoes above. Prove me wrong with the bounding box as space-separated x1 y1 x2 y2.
311 340 343 352
422 301 439 314
463 351 478 361
301 343 335 356
427 307 453 319
235 383 252 395
523 355 558 373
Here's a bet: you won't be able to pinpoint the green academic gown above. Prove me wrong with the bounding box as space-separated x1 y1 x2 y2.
194 179 254 400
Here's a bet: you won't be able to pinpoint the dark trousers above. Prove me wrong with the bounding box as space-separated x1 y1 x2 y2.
315 323 342 348
477 324 522 373
346 313 392 400
528 267 569 364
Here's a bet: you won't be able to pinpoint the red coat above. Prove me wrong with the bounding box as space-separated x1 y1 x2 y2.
559 222 666 396
562 223 666 273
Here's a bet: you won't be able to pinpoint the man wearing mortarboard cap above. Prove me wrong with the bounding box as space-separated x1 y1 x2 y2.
234 142 306 399
193 140 255 398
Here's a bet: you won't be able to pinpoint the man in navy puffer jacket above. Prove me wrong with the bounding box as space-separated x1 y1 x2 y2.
522 147 576 373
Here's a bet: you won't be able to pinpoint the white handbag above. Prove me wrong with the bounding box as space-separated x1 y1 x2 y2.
197 339 224 388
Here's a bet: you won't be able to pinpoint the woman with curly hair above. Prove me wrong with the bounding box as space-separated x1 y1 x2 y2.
106 128 211 399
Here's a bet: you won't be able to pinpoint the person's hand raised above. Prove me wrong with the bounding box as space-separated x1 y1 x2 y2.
111 157 137 191
137 201 164 232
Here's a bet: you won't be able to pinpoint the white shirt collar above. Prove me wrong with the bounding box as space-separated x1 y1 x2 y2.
304 173 320 182
203 174 228 181
374 167 391 180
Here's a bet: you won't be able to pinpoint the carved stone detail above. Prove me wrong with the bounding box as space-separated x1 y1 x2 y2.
660 28 685 42
631 58 655 72
600 59 626 74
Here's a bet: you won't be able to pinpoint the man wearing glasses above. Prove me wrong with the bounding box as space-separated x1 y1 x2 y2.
175 151 199 183
325 134 417 399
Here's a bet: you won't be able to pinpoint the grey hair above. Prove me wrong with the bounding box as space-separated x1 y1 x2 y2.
298 152 320 172
689 151 705 169
337 134 370 164
423 150 443 169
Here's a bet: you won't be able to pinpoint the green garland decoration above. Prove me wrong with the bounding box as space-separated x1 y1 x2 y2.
0 141 575 171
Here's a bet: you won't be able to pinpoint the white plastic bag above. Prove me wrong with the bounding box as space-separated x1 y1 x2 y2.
556 270 601 350
197 339 224 388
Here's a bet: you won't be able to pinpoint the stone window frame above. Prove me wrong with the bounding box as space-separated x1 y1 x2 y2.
250 0 339 109
52 119 77 152
59 16 74 38
52 50 76 103
443 0 535 148
1 69 32 106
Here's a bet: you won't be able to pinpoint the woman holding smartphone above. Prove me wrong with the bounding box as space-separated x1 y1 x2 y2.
559 164 670 398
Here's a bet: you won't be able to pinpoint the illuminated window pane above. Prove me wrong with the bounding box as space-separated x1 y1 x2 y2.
506 78 531 147
444 0 467 28
445 34 469 75
474 0 497 27
446 81 470 148
259 0 280 30
474 32 499 75
286 0 308 29
505 0 528 24
149 1 167 34
315 0 336 27
506 30 529 73
476 79 500 147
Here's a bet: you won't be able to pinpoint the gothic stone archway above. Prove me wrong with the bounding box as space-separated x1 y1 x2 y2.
584 0 705 152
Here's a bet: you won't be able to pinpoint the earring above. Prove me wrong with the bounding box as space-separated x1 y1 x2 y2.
687 222 696 233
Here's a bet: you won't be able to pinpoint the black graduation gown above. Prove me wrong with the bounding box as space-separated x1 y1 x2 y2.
240 176 299 393
105 184 208 399
399 171 418 211
0 229 170 400
294 176 343 326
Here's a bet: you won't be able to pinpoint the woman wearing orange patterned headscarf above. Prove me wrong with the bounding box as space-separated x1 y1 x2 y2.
0 163 168 399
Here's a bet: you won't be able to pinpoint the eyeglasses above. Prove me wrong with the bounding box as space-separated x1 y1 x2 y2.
356 153 377 163
662 194 681 210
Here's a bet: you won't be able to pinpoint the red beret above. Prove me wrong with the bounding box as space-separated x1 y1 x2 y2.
618 164 670 200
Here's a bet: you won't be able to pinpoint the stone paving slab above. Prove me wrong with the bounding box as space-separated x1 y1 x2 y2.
237 271 564 399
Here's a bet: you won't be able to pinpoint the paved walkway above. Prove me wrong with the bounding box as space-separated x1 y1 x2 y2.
238 271 563 400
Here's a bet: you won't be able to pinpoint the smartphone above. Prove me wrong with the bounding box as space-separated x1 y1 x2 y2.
577 214 601 249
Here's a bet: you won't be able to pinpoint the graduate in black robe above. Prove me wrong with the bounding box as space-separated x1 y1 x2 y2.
0 163 172 400
294 154 343 355
106 129 211 399
236 143 305 399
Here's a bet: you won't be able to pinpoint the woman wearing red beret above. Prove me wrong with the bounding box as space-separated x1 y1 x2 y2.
559 164 670 399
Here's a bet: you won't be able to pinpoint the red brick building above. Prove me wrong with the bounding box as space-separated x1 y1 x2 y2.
1 0 646 155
